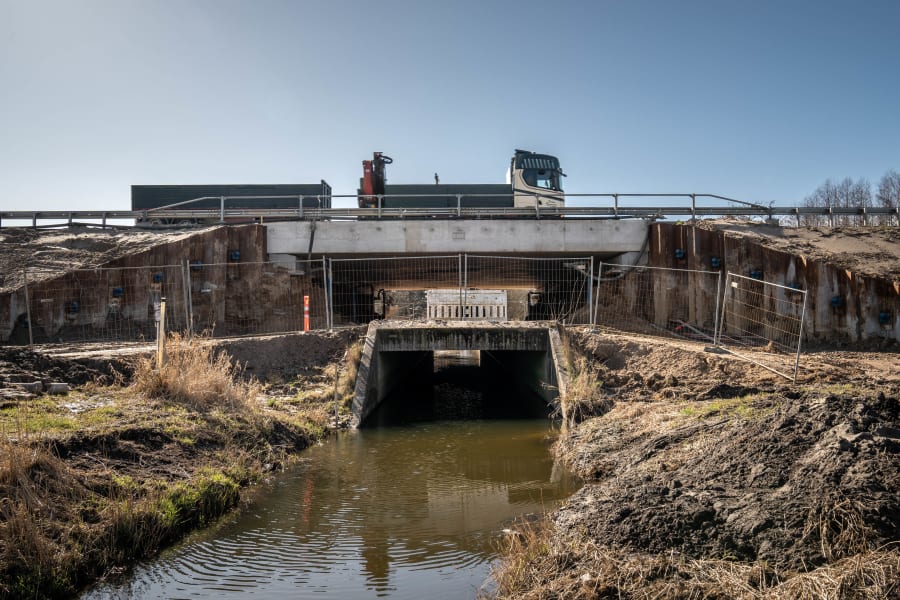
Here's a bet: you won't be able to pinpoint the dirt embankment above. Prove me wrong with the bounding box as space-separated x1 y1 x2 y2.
494 328 899 598
696 219 900 281
0 226 212 293
0 331 361 598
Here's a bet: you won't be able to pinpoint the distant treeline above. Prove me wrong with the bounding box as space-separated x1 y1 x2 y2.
803 169 899 225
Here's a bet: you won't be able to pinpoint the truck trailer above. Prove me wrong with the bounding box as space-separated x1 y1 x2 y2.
131 182 332 225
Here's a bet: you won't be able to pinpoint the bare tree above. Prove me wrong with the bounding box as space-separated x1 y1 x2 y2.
876 170 900 224
803 177 872 225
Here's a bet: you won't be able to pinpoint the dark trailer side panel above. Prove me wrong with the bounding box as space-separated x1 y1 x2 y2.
375 184 513 208
131 182 331 211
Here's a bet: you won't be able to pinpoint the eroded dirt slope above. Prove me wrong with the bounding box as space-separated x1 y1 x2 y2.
555 329 899 574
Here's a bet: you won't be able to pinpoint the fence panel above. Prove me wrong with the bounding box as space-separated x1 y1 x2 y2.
593 263 722 342
189 260 326 336
716 272 807 381
23 265 188 344
328 256 462 327
465 255 593 323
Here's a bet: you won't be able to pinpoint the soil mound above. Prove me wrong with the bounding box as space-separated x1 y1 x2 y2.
556 332 900 571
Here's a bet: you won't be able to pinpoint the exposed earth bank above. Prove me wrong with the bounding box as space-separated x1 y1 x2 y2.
0 330 360 598
1 327 898 598
492 328 899 598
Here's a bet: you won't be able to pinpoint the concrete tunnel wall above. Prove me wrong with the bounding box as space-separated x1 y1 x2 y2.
351 321 569 427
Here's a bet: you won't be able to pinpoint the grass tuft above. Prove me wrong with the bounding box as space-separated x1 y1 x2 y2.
131 333 261 411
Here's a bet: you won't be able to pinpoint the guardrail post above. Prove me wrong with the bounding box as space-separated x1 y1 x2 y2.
690 194 696 224
298 195 304 219
377 195 383 219
456 194 462 218
613 194 619 218
534 195 540 219
219 196 226 224
22 268 33 346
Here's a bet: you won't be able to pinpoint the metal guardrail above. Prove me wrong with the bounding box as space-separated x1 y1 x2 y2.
1 193 899 227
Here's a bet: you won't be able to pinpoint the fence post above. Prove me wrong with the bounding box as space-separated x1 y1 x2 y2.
463 254 469 318
592 262 603 327
321 256 329 330
157 297 167 368
793 291 808 383
457 254 463 318
22 268 33 347
716 272 732 346
181 261 192 337
588 256 595 326
712 269 723 345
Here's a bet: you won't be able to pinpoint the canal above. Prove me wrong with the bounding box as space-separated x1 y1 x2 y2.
84 351 581 599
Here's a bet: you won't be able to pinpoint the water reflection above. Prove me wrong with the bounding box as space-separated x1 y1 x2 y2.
84 420 580 599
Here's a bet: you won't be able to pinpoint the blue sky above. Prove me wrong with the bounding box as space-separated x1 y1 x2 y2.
1 0 898 211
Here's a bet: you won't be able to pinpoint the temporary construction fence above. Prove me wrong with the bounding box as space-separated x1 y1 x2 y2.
327 255 594 327
592 262 723 343
3 259 808 381
5 255 595 344
715 273 807 382
188 259 327 336
10 265 191 345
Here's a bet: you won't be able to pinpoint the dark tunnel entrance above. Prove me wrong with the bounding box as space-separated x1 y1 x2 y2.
360 350 552 428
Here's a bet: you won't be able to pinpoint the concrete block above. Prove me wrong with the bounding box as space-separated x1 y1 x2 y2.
18 381 43 393
46 382 69 395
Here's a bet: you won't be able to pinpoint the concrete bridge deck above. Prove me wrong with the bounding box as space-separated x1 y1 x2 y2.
267 218 649 259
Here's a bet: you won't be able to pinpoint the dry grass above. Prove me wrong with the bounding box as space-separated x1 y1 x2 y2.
0 438 82 597
490 516 900 600
559 331 614 426
131 333 261 410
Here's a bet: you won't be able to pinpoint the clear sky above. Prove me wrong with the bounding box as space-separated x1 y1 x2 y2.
1 0 898 211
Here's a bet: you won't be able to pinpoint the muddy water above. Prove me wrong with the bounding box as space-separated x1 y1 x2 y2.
84 419 580 599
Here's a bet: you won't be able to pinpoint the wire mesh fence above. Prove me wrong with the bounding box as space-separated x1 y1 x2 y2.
4 257 809 381
187 259 328 336
465 255 593 324
592 262 722 342
19 265 190 344
715 272 807 381
329 255 461 326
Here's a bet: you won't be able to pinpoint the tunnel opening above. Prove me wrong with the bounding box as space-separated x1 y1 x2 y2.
360 349 552 428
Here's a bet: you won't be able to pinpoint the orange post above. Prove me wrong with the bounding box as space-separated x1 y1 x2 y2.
303 295 310 331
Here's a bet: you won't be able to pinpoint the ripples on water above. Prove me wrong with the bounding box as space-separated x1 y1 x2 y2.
83 420 581 599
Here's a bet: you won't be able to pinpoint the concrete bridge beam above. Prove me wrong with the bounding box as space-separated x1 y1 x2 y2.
267 218 649 258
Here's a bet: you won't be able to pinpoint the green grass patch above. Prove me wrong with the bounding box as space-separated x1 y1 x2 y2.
678 394 774 420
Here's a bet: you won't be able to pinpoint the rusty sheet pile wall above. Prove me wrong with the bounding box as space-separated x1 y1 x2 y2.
592 263 722 342
650 223 899 344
